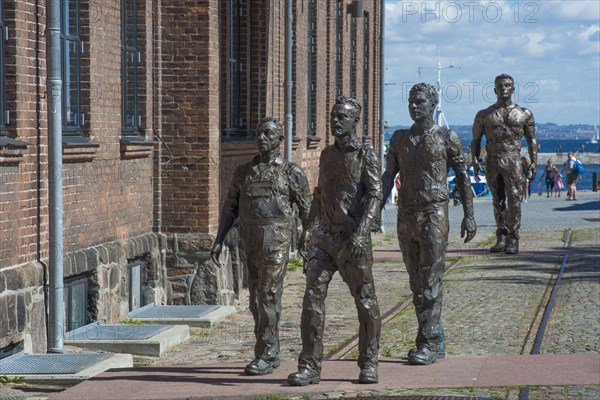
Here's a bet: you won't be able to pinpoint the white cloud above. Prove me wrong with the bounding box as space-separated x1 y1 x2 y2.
523 32 561 56
383 0 600 125
555 1 600 22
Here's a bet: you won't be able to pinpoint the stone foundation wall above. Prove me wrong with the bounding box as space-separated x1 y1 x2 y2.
0 263 47 353
63 233 169 325
0 232 168 355
166 231 244 306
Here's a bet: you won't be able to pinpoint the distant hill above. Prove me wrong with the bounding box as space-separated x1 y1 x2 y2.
385 123 598 143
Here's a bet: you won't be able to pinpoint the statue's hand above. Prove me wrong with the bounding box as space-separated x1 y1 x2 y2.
210 243 222 268
461 216 477 243
349 232 368 259
529 163 537 181
297 230 310 266
472 162 481 182
473 160 480 173
371 214 382 233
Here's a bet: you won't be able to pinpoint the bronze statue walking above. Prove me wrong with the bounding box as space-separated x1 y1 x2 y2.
472 74 537 254
211 117 312 376
288 96 382 386
379 83 476 365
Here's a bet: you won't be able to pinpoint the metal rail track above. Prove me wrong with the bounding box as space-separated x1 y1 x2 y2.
324 259 463 361
518 229 574 400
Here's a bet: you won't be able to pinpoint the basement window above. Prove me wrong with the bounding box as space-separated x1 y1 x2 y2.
64 277 88 332
128 261 143 312
0 340 24 361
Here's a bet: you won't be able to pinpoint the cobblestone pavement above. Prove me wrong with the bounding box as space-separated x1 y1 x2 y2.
1 192 598 399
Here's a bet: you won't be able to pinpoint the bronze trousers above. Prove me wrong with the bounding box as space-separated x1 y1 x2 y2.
298 227 381 372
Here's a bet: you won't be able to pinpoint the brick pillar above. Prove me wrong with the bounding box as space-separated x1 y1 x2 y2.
158 1 239 305
160 0 220 235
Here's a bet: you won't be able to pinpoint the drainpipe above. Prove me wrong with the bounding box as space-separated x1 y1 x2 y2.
379 0 385 171
284 0 293 161
378 0 385 233
46 0 65 353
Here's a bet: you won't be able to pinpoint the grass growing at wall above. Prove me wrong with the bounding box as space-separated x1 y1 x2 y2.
287 258 304 273
478 233 497 248
0 376 25 384
119 319 144 325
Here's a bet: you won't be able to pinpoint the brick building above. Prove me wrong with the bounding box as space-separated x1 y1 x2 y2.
0 0 381 355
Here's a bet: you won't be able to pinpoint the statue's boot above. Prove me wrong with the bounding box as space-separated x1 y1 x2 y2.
409 322 445 359
358 364 378 384
408 345 438 365
244 358 280 376
504 236 519 254
287 367 321 386
490 235 507 252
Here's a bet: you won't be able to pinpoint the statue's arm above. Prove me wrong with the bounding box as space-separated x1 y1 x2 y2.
289 164 313 231
358 147 383 238
289 164 314 265
211 172 241 266
380 133 400 214
523 108 538 180
471 111 485 165
449 131 476 243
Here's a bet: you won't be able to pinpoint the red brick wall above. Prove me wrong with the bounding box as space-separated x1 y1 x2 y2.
0 0 47 266
159 0 221 234
0 0 381 262
0 0 157 266
218 0 382 205
60 0 154 253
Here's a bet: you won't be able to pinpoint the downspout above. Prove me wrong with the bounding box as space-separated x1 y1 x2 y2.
46 0 65 353
284 0 293 161
379 0 385 171
378 0 385 233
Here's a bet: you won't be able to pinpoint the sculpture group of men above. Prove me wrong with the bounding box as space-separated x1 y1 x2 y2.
211 74 536 385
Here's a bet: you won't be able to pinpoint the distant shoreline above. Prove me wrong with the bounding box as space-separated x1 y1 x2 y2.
531 152 600 165
460 149 600 165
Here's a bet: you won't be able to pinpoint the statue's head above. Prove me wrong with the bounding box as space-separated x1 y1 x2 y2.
331 96 361 138
408 83 438 122
494 73 514 85
256 117 283 155
494 74 515 100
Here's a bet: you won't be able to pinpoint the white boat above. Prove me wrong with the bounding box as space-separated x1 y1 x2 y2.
589 125 599 144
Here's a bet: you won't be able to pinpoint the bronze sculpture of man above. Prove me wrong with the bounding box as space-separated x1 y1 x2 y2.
211 117 312 376
472 74 537 254
287 96 382 386
379 83 476 365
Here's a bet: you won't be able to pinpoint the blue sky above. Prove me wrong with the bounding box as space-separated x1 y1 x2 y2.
383 0 600 126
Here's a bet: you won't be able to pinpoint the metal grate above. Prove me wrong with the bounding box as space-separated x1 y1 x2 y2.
66 324 171 341
0 353 111 375
129 305 219 319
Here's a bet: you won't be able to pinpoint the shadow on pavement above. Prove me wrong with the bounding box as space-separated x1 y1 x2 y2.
553 199 600 212
445 249 599 285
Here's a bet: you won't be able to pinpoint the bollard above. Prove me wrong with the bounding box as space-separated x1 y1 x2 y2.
593 172 598 192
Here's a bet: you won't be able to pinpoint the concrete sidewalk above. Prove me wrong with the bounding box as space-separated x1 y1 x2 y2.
50 353 600 400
